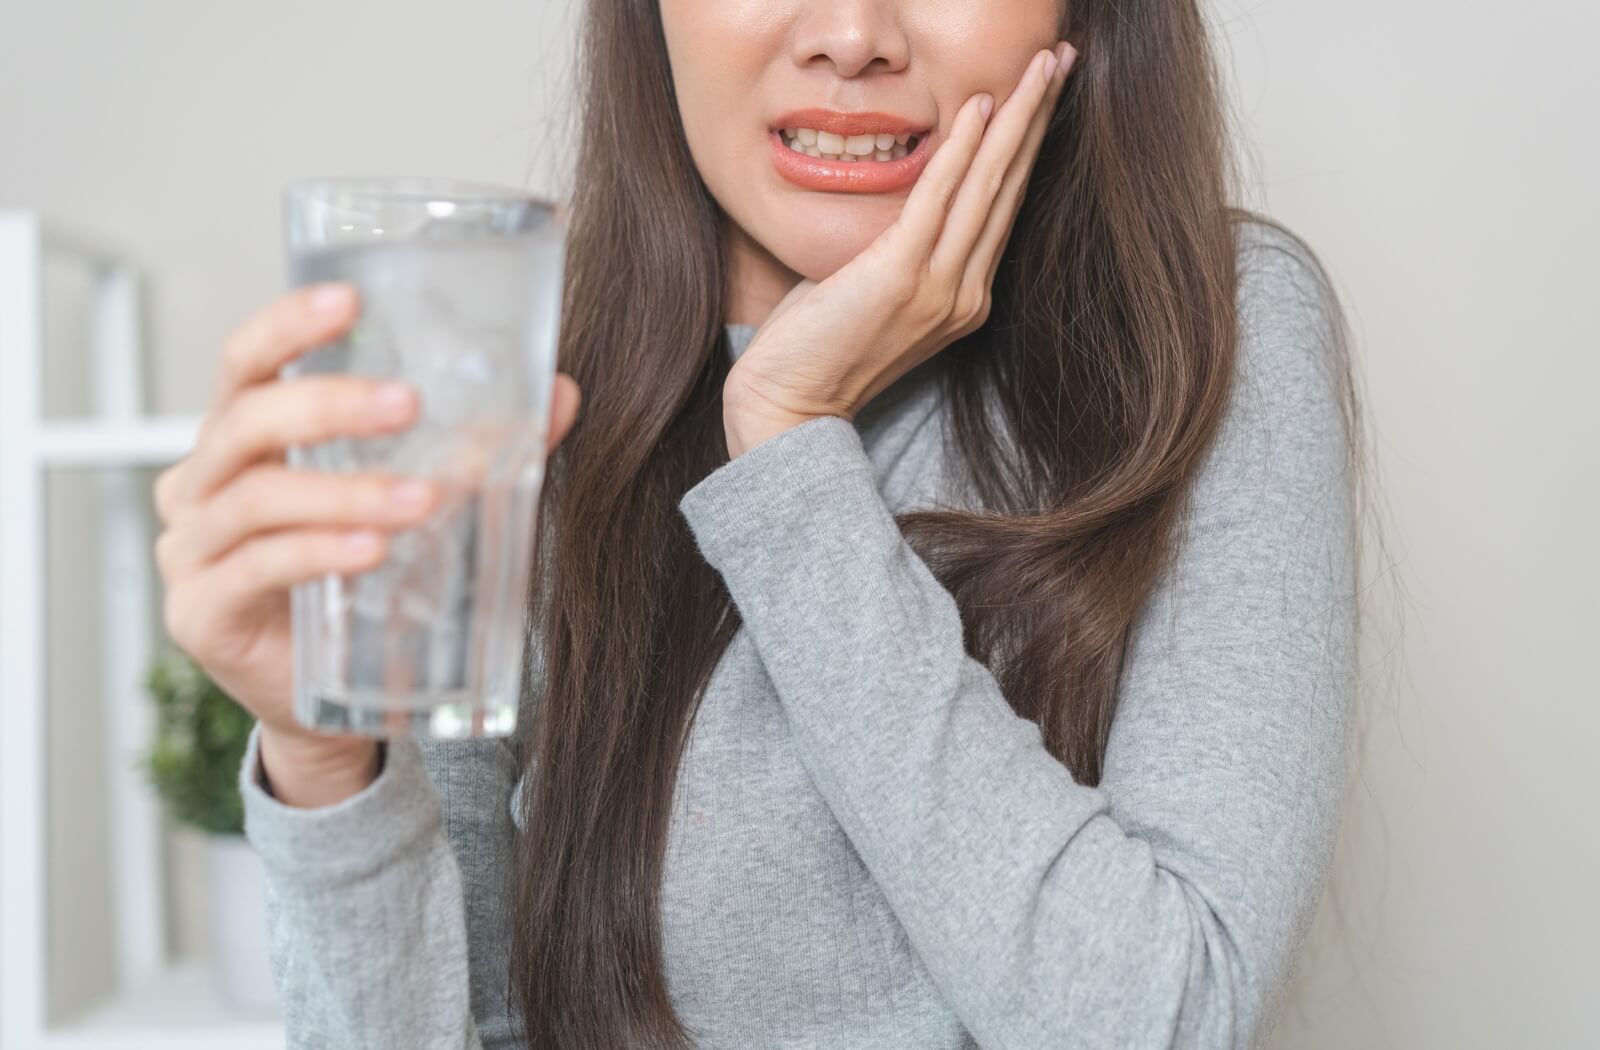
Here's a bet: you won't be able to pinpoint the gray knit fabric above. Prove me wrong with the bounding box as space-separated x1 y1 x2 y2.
241 218 1358 1050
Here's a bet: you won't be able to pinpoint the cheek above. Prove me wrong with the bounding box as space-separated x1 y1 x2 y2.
660 1 776 133
659 2 778 185
907 2 1062 104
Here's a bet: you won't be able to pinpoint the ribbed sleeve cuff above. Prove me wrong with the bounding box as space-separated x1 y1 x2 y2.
240 723 443 888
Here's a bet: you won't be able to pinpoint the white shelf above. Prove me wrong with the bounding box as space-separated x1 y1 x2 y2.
45 963 282 1050
37 416 202 468
0 211 278 1049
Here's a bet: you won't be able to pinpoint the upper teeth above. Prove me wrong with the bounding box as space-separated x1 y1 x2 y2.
781 127 915 162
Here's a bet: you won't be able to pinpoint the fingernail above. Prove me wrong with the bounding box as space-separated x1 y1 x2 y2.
309 283 354 316
370 381 414 418
343 530 381 554
979 94 994 120
388 479 433 512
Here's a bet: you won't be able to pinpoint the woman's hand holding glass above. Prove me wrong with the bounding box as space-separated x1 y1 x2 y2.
723 41 1077 457
152 285 582 808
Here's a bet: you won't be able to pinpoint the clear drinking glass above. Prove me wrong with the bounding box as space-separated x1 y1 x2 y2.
280 176 565 739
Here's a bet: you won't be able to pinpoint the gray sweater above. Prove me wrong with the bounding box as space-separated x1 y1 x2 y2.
240 218 1358 1050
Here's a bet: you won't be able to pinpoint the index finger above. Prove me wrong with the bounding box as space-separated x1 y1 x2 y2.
212 283 359 405
972 41 1075 291
880 91 994 265
930 46 1061 280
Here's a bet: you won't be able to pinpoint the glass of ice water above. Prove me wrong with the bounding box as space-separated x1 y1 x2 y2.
280 176 565 739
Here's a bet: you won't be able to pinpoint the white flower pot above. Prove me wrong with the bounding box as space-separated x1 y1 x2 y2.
207 833 280 1015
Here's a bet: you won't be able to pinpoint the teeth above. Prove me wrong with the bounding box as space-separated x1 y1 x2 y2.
780 126 920 163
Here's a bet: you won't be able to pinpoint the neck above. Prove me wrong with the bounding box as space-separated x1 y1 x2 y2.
722 217 803 327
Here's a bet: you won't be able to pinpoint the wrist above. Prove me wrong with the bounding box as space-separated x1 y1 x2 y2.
257 724 381 809
722 384 835 458
723 407 820 458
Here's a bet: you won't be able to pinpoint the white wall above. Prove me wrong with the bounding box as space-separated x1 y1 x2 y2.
0 0 579 412
3 1 1595 1046
1221 4 1599 1047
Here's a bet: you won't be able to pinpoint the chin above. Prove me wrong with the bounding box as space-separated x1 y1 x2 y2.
716 171 908 287
772 237 871 281
761 197 902 281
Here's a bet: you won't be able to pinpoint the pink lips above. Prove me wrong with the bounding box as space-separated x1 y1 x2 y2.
767 109 934 194
770 107 928 138
769 132 932 193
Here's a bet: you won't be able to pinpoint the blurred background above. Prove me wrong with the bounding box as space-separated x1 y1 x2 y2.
1 1 1594 1048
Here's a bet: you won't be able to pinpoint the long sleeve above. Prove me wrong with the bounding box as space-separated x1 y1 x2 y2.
675 233 1357 1050
240 722 523 1049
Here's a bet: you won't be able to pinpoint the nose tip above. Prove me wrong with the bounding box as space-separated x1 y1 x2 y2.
790 11 909 78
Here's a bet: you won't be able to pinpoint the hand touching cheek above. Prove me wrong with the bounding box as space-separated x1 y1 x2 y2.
723 42 1078 458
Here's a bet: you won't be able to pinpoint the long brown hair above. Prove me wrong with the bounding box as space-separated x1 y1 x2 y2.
508 0 1358 1046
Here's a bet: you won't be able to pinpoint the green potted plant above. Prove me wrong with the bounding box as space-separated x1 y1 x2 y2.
143 643 278 1015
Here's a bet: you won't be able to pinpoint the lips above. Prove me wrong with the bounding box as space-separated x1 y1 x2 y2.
769 108 930 138
768 131 931 193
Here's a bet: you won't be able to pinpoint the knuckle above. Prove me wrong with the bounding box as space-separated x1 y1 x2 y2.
895 265 939 314
220 295 303 391
153 529 174 577
222 313 275 381
193 407 220 449
155 509 196 570
229 472 272 530
255 301 295 351
158 507 203 569
935 167 965 204
224 336 262 387
895 268 926 308
235 532 283 585
981 167 1006 202
920 276 961 325
954 301 990 338
205 393 246 453
910 294 946 332
162 587 198 654
291 377 355 440
228 382 289 452
336 379 377 428
152 466 177 522
161 595 182 646
961 288 991 326
218 331 250 389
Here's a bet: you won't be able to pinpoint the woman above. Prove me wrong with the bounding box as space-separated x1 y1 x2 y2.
152 0 1362 1047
